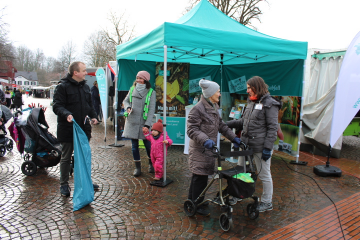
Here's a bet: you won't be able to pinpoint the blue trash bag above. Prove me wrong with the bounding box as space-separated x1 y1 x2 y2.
72 119 94 211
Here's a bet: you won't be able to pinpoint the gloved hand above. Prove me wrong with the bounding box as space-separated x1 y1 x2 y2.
262 148 272 161
203 139 216 149
232 137 241 148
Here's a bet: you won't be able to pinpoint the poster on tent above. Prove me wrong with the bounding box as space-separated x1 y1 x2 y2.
155 62 189 117
272 96 301 157
188 75 211 104
228 76 247 93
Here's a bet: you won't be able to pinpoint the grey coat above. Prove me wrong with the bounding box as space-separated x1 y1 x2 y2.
123 86 156 140
227 93 280 153
187 95 237 175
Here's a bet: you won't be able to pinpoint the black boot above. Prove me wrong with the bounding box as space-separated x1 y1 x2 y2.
133 161 141 177
148 158 154 173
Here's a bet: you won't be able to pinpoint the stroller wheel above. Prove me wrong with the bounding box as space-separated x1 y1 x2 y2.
21 161 37 176
219 213 233 232
6 140 13 152
0 146 6 157
184 199 197 217
247 203 259 220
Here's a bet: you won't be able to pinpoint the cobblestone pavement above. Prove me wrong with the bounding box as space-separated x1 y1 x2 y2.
1 97 360 239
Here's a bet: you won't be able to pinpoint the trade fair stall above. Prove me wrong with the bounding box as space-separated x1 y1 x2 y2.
116 0 307 157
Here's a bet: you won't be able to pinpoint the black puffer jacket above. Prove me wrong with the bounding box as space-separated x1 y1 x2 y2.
12 91 23 106
52 74 97 142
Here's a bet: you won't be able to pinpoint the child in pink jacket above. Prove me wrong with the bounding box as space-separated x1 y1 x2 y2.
143 119 173 181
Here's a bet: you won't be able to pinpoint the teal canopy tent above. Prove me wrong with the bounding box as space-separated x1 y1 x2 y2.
115 0 308 183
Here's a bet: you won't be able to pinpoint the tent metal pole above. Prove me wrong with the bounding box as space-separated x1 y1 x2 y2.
290 59 307 165
163 45 168 182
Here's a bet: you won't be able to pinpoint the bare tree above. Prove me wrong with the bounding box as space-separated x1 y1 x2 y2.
15 45 35 71
58 40 77 71
83 11 135 67
34 48 45 71
0 6 15 61
186 0 268 30
83 30 113 67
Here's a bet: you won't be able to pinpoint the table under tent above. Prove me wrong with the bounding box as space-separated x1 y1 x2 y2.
115 0 307 157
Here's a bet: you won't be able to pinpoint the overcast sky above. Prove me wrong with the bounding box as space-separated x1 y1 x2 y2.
2 0 359 60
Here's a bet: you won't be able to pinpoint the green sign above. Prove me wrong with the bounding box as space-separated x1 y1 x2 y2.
160 117 185 145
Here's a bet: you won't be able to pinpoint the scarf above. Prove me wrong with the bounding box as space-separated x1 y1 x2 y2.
153 134 161 140
135 83 146 92
249 95 258 101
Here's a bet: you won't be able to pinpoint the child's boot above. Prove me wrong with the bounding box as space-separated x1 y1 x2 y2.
148 158 154 173
133 160 141 177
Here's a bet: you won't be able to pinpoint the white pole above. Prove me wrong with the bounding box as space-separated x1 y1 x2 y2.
163 45 168 183
114 61 119 146
295 59 307 162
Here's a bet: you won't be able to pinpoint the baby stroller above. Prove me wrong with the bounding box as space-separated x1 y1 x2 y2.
0 105 14 157
16 108 62 176
183 143 259 232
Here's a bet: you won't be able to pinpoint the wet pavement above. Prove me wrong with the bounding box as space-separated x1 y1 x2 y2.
1 97 360 239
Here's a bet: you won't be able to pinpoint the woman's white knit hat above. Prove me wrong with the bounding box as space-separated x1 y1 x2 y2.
199 79 220 98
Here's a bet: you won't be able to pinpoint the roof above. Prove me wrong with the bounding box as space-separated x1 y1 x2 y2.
15 71 38 81
116 0 307 65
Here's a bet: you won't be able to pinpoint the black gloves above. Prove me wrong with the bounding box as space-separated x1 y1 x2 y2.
262 148 272 161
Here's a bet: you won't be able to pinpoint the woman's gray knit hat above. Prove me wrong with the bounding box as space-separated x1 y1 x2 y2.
199 79 220 98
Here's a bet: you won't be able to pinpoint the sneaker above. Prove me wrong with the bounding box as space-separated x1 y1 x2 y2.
196 206 210 216
229 196 242 206
60 185 71 197
258 202 273 212
93 184 99 190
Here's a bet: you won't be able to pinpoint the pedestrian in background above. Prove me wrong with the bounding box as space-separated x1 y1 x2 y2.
12 89 23 111
186 79 241 216
53 61 99 197
123 71 156 177
226 76 281 212
0 87 5 105
143 119 173 181
91 80 101 122
4 87 11 107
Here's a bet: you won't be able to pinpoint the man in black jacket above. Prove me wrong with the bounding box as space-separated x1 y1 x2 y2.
53 61 99 197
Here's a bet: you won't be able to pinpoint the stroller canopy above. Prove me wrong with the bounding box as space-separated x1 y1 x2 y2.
0 105 12 123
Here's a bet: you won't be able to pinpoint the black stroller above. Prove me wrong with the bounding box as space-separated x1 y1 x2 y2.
184 143 259 232
0 105 14 157
16 108 62 176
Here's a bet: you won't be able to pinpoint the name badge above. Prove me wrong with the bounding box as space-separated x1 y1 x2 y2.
255 104 263 110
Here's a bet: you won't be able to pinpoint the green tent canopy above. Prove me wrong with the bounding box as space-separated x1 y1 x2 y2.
116 0 307 65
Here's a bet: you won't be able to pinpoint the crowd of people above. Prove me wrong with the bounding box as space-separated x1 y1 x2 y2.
51 61 280 216
0 86 24 111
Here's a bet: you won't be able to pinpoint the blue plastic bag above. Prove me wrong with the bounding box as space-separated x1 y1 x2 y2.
72 119 94 211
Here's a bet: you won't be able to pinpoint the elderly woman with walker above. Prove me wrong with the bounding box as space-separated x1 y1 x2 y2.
186 79 242 216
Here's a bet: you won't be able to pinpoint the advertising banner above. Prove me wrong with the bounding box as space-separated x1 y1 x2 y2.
330 31 360 146
273 96 301 157
96 68 108 123
161 117 186 145
155 62 189 117
228 76 247 93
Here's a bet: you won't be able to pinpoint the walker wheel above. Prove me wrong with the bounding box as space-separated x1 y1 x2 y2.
219 212 233 232
21 161 37 176
0 146 6 157
247 203 259 220
184 199 197 217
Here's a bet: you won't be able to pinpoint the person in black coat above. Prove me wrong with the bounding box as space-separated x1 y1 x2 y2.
12 89 23 111
52 61 99 197
90 81 101 122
